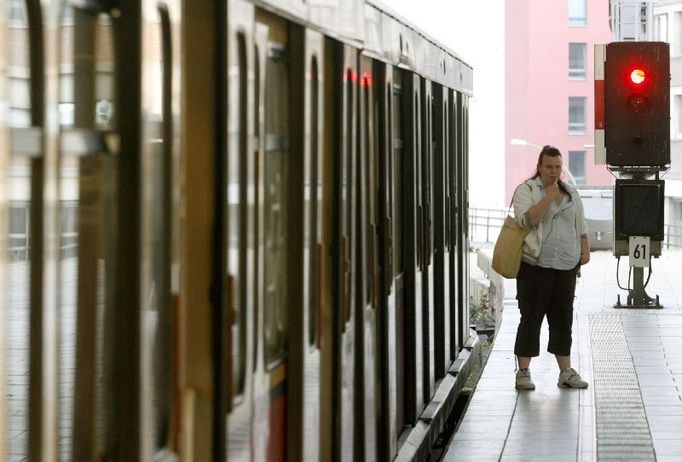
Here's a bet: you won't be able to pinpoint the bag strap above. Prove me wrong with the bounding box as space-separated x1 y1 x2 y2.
509 182 533 210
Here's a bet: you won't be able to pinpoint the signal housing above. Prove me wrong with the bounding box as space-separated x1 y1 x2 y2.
604 41 670 167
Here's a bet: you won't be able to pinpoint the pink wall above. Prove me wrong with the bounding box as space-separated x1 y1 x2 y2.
505 0 614 202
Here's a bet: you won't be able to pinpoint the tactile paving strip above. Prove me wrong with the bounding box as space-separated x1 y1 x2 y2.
589 314 656 461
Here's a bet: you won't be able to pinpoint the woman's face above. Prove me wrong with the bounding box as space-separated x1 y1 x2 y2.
538 155 563 187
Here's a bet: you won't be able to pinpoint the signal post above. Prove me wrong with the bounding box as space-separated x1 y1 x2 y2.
595 41 670 308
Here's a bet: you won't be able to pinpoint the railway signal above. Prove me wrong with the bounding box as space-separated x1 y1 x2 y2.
603 41 670 167
594 41 670 309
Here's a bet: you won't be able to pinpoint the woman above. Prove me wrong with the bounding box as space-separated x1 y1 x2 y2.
512 145 590 390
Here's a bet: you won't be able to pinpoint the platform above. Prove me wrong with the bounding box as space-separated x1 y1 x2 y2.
444 249 682 461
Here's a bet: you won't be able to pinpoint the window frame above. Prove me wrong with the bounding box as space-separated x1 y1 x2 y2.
568 43 587 80
568 96 587 135
568 150 587 185
655 13 668 42
568 0 587 26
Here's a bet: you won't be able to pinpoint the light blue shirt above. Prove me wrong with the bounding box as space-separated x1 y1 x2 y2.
535 182 581 270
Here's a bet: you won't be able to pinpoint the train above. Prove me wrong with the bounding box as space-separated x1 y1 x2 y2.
0 0 475 460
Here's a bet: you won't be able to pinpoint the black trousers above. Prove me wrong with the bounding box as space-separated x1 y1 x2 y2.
514 262 578 357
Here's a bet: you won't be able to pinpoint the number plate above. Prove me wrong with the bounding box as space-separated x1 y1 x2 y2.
629 236 650 268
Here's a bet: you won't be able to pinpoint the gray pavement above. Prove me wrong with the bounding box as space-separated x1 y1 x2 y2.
445 249 682 461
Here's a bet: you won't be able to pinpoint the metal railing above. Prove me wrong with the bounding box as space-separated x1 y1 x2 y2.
469 208 509 244
6 207 682 262
469 207 682 249
665 223 682 249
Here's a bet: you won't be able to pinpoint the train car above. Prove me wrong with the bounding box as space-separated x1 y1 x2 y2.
0 0 475 460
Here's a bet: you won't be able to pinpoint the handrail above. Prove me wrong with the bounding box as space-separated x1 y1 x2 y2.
8 207 682 263
469 206 682 249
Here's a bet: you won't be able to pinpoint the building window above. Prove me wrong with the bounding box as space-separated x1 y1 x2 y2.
655 13 668 42
568 150 586 185
612 2 653 40
674 12 682 56
569 43 587 79
675 94 682 138
569 0 587 26
569 97 587 134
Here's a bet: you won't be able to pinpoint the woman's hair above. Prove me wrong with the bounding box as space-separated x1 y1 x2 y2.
529 145 571 200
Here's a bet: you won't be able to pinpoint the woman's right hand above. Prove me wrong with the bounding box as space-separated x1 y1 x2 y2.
546 181 562 202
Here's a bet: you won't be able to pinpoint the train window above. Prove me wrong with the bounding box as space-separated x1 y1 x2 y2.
342 68 353 326
372 79 380 307
229 33 248 393
3 0 33 459
60 2 74 25
9 204 29 261
307 56 320 347
56 6 118 460
415 92 422 270
392 81 403 276
364 82 372 305
139 2 174 454
443 99 450 251
450 94 458 231
263 44 289 368
384 80 394 291
9 0 26 22
60 202 79 259
424 92 429 264
253 43 260 367
8 77 30 127
428 95 432 260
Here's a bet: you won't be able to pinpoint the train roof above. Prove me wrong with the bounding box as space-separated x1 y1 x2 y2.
252 0 473 95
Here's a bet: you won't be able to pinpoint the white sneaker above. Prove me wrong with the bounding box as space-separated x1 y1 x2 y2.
558 367 589 389
515 368 535 390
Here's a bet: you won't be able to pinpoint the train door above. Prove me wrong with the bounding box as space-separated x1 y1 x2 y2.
455 91 468 349
432 84 451 379
461 93 470 344
225 1 256 459
389 67 405 455
401 71 424 425
1 1 43 459
357 53 379 461
139 0 181 459
449 89 460 357
293 27 325 462
375 61 398 460
255 21 326 462
421 79 435 403
252 10 310 462
324 38 358 461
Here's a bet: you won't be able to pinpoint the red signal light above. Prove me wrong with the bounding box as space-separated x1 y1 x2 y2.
630 68 646 85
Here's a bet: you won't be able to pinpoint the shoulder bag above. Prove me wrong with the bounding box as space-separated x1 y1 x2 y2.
491 187 531 278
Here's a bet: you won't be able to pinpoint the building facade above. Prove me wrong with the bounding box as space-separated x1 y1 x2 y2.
505 0 614 202
654 0 682 227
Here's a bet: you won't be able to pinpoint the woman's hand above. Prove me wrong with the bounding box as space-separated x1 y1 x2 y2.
527 181 561 226
580 235 590 265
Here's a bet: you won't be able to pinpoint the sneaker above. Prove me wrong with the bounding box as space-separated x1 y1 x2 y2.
558 367 589 389
515 368 535 390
